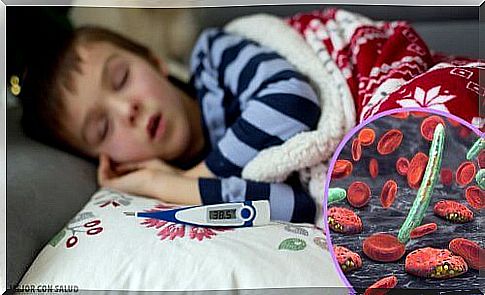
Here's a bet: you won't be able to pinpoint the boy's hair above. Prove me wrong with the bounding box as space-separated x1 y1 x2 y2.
19 26 158 158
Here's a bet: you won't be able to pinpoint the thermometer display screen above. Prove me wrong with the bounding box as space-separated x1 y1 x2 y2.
209 209 237 220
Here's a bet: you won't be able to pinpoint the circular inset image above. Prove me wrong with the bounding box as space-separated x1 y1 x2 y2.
324 108 483 294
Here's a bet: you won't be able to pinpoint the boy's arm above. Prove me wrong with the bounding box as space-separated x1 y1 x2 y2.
183 161 214 178
190 28 321 178
99 155 315 222
112 156 214 178
146 172 202 205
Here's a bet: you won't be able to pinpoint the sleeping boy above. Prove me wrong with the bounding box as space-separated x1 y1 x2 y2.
19 26 321 223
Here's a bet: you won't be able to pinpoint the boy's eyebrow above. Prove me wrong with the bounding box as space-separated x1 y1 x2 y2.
81 54 118 145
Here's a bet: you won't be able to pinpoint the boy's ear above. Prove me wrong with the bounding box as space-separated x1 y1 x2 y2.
151 56 169 77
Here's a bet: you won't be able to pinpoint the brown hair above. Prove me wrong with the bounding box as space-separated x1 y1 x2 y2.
19 26 158 158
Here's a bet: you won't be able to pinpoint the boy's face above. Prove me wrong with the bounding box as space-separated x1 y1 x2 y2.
60 41 192 163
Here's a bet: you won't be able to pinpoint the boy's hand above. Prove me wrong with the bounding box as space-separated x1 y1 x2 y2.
97 154 201 205
112 157 181 175
98 154 155 196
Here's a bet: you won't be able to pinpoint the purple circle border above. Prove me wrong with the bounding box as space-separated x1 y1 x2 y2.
322 107 483 294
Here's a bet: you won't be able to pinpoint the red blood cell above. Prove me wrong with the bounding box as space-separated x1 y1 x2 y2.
347 181 372 208
455 161 476 186
449 238 485 270
433 200 474 223
331 159 353 180
364 275 398 295
409 223 438 239
363 233 406 262
327 207 363 234
333 245 363 273
405 247 468 278
377 129 403 155
390 111 409 119
395 157 409 176
369 158 379 179
380 180 398 209
440 168 453 186
358 128 376 146
351 138 362 161
464 186 484 210
478 150 485 169
407 152 429 189
420 115 445 141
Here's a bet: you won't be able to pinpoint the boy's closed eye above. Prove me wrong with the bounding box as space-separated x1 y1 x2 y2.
96 115 110 143
93 59 130 144
111 59 130 90
83 111 111 146
82 56 129 147
88 59 130 145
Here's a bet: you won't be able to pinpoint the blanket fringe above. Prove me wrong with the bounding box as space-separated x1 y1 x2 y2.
225 14 355 184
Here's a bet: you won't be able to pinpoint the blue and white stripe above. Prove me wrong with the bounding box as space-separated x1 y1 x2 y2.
190 28 321 223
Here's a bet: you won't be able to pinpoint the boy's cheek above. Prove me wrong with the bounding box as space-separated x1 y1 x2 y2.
105 141 154 163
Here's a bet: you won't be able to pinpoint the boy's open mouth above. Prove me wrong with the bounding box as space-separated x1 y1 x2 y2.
147 113 163 140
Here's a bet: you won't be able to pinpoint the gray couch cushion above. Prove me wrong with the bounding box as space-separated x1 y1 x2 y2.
413 21 484 59
7 106 97 288
195 6 483 58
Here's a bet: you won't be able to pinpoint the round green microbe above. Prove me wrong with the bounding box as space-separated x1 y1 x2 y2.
328 187 347 204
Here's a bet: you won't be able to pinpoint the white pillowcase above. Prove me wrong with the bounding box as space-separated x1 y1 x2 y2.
20 189 345 292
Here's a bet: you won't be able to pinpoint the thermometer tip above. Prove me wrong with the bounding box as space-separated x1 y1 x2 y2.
123 211 135 216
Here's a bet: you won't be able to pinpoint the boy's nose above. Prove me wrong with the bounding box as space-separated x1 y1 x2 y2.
112 99 141 128
128 102 140 126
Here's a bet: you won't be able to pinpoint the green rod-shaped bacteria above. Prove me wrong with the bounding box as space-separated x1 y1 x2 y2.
327 187 347 205
466 137 484 161
476 169 485 190
398 123 445 244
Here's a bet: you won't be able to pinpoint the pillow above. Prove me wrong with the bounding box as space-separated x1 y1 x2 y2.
19 189 346 292
7 105 98 287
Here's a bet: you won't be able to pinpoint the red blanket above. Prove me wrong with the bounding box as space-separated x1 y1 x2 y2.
286 9 483 130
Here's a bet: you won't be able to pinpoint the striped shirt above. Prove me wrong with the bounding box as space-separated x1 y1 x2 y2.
189 28 321 223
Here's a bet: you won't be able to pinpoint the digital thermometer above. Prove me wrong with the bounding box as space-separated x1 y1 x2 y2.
124 200 270 227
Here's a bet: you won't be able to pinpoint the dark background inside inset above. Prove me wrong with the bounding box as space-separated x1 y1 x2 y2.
328 113 483 293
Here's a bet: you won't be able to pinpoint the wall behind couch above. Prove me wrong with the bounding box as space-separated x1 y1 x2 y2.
70 5 483 66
